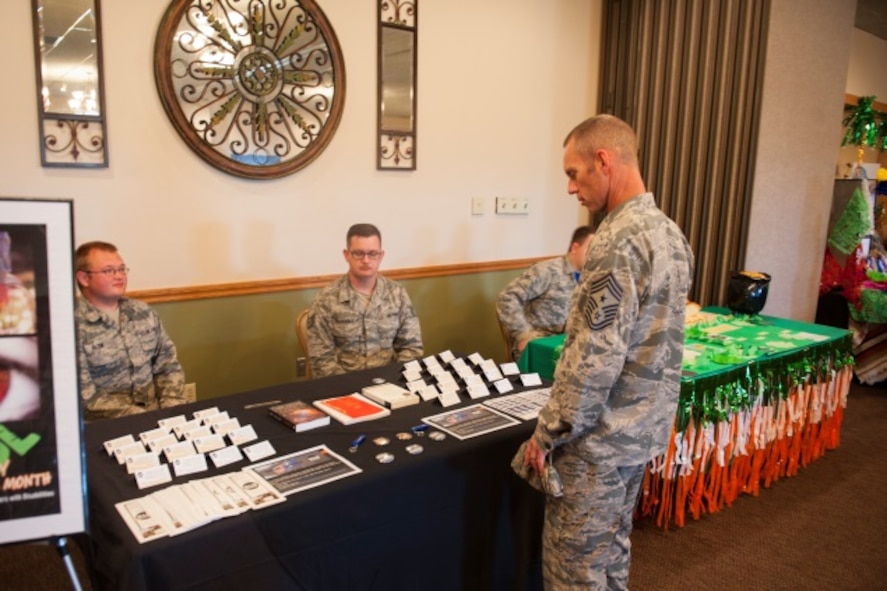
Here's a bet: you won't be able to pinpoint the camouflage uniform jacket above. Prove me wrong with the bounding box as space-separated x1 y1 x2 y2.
534 193 694 465
496 255 578 348
306 275 423 377
77 297 186 421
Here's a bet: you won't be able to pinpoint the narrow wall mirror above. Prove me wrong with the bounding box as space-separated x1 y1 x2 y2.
378 0 417 170
30 0 108 167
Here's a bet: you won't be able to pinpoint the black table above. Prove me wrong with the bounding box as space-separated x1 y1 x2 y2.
81 364 545 591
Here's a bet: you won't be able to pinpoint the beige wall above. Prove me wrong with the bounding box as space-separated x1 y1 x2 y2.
0 1 595 291
745 0 857 321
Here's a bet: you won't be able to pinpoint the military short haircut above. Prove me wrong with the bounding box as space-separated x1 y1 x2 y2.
569 226 594 250
564 114 639 168
75 241 118 272
346 223 382 246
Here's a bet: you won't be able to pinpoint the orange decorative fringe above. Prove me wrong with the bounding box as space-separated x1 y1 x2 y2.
639 366 852 529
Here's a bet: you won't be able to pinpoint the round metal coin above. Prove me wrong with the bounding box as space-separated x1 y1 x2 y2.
428 430 446 441
373 437 390 446
405 444 424 455
395 432 413 441
375 452 395 464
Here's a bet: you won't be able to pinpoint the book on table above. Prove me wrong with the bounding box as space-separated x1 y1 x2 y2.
361 382 420 409
268 400 331 432
313 393 391 425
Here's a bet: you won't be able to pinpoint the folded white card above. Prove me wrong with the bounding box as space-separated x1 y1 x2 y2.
212 418 241 436
135 464 173 490
438 389 461 407
126 451 161 474
228 425 258 446
104 434 136 456
147 434 179 453
157 414 188 429
438 350 455 364
172 453 209 477
164 440 197 462
193 434 226 454
242 440 276 462
500 362 520 376
115 441 147 465
467 383 491 399
520 372 543 387
192 407 221 420
493 378 515 394
173 418 203 438
201 411 231 426
182 426 214 441
139 426 172 445
209 445 243 468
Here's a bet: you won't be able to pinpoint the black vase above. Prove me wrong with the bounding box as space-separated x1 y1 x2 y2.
726 271 771 315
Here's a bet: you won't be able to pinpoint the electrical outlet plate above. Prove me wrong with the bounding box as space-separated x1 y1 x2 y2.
471 197 484 215
495 197 529 215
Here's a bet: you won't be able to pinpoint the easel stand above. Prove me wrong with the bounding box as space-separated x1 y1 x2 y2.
51 536 84 591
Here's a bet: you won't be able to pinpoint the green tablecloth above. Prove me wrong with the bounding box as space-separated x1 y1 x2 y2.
517 308 853 431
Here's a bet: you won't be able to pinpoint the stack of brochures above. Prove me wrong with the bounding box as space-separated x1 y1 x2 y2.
361 382 420 409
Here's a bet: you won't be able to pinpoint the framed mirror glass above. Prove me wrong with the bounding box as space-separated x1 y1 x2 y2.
31 0 108 167
378 0 417 170
154 0 346 180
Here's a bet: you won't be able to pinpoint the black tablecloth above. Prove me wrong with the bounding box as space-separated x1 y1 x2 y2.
81 364 545 591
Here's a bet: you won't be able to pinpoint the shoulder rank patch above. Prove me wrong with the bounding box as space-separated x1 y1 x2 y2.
582 273 623 330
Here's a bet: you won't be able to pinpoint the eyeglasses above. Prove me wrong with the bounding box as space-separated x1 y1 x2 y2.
84 266 129 277
349 250 382 260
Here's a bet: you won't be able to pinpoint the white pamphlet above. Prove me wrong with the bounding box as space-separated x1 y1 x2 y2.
116 497 168 543
228 470 287 509
195 477 247 516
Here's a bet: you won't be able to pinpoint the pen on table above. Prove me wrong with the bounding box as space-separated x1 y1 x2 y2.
243 399 282 409
349 434 367 453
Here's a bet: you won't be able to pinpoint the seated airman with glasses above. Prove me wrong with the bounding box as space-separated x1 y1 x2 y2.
75 241 189 421
306 223 423 377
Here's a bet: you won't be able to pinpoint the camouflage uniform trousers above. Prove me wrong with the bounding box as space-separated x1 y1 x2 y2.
542 452 646 591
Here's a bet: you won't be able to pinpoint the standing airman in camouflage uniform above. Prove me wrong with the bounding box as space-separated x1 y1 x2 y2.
306 224 423 377
496 226 594 360
523 115 694 591
75 242 188 421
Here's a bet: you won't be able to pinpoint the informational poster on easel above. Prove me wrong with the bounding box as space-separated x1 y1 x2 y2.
0 199 85 545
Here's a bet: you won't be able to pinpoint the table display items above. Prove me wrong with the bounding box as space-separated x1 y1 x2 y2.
313 393 391 425
726 270 771 315
268 400 331 432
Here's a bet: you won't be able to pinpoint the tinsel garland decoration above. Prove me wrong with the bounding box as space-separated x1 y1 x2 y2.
842 95 884 148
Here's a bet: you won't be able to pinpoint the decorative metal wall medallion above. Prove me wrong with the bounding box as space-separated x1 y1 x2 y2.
154 0 346 179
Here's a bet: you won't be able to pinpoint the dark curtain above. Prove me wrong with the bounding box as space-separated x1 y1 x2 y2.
598 0 770 305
